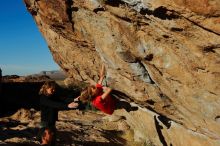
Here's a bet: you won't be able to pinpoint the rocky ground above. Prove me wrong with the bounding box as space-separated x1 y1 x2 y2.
0 108 144 146
0 76 146 146
0 75 146 146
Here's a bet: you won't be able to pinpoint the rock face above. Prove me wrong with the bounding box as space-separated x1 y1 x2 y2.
24 0 220 146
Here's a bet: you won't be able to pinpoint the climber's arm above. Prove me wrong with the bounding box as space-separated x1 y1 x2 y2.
98 64 105 85
101 87 112 100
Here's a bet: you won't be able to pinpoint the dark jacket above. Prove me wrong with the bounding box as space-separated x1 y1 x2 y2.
40 94 74 126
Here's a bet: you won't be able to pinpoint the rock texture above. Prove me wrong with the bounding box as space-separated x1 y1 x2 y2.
24 0 220 146
0 109 138 146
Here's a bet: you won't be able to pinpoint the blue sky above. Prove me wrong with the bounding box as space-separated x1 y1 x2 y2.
0 0 59 76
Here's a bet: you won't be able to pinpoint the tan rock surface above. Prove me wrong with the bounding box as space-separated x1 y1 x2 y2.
23 0 220 145
0 108 139 146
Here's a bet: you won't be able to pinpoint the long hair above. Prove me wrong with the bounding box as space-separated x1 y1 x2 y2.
39 81 57 96
79 85 96 103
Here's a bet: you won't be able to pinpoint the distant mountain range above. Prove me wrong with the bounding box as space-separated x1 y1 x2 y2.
33 70 67 80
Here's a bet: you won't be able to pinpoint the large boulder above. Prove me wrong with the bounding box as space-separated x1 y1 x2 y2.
24 0 220 145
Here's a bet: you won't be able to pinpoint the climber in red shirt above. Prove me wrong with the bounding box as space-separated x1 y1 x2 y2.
77 64 116 115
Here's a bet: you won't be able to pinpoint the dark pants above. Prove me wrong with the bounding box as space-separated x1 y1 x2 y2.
112 95 138 112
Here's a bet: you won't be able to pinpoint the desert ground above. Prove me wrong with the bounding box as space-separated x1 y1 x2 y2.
0 75 144 146
0 108 142 146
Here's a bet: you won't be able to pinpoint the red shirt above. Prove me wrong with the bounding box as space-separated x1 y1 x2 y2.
91 84 116 115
